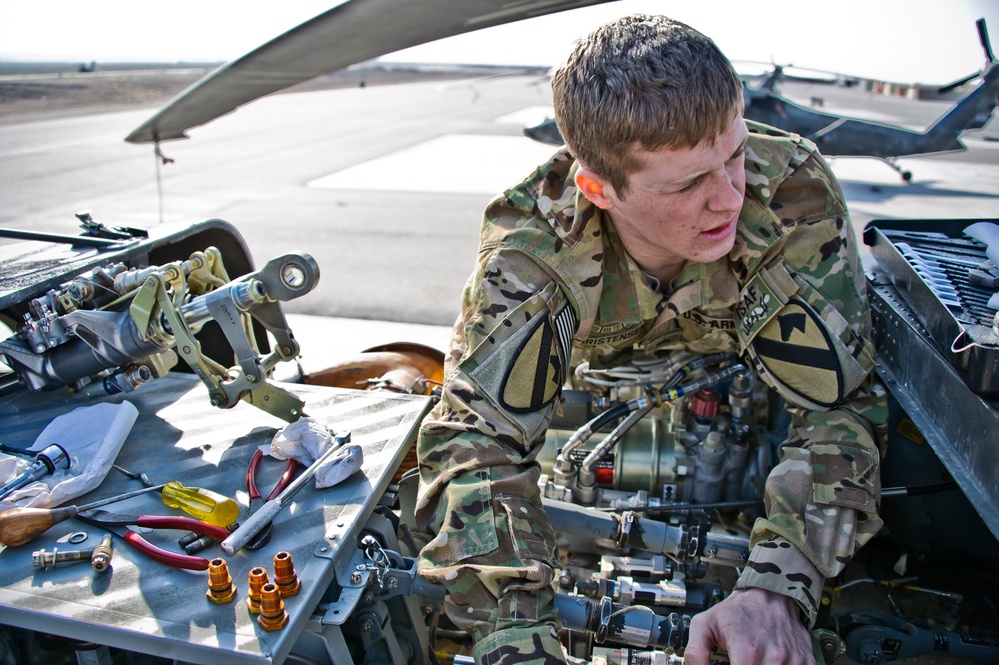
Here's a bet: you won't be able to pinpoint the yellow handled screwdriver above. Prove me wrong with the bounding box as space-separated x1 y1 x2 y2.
115 467 239 527
160 481 239 527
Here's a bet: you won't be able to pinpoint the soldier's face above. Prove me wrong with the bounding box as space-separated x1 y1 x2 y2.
597 115 748 276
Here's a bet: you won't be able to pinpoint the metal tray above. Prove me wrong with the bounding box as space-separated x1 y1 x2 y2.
0 375 430 664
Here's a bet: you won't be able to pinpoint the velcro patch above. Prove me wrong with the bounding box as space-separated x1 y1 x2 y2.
500 309 563 413
753 297 844 407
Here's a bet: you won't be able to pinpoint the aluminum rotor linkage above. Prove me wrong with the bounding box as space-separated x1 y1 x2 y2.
0 249 320 422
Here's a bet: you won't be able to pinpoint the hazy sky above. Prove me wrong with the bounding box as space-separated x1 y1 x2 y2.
2 0 997 84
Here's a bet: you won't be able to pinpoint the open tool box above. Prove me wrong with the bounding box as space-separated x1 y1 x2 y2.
864 218 999 394
864 218 999 541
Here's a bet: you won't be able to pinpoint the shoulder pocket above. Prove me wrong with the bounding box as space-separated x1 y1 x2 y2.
810 442 879 512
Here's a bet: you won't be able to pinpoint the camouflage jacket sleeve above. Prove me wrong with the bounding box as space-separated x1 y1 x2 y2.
734 145 888 626
414 234 572 643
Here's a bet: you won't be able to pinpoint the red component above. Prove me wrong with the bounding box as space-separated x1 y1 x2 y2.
595 467 614 486
690 387 721 419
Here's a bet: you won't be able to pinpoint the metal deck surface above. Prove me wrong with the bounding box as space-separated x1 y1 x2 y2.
0 374 431 664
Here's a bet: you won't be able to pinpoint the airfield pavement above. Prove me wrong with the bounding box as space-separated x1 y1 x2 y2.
1 69 998 368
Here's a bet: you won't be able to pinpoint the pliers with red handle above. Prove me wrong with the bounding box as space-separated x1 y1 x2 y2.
245 449 298 550
76 510 232 571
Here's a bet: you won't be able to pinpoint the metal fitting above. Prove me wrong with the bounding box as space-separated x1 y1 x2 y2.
246 567 269 615
206 558 237 604
33 547 92 570
90 534 113 572
272 551 301 597
256 583 289 631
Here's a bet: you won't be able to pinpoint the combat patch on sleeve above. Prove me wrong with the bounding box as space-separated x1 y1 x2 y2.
499 304 575 413
752 297 845 408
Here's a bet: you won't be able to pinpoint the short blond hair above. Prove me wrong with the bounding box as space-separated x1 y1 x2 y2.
552 15 744 196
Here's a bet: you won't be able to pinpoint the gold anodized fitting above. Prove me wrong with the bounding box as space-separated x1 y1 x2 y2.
256 582 289 631
206 557 237 604
246 566 269 615
272 551 301 597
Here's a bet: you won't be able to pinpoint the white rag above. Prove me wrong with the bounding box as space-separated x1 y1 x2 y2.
268 417 363 489
0 401 138 508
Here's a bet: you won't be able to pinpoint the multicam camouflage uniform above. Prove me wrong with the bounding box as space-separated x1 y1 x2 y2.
416 121 887 664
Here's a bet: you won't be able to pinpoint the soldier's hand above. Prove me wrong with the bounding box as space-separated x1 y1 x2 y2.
683 587 815 665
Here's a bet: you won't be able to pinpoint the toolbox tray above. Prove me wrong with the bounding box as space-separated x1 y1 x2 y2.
864 218 999 395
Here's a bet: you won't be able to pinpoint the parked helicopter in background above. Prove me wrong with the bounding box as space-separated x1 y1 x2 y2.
526 18 999 181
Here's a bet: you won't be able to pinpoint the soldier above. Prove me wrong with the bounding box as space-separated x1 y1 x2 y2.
416 14 886 665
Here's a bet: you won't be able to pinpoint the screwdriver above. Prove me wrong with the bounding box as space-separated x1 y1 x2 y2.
0 483 166 547
0 444 71 501
0 482 238 547
160 481 239 527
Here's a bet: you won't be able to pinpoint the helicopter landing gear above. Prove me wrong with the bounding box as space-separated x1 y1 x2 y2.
885 157 913 182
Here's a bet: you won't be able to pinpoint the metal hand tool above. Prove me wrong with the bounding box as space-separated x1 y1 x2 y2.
0 444 71 501
221 431 350 556
75 510 231 571
244 449 298 550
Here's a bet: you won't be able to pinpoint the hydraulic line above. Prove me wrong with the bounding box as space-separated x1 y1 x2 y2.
556 354 740 470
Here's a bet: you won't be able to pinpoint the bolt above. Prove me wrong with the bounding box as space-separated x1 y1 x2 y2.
360 619 374 633
246 375 256 383
703 546 718 558
33 547 93 570
387 577 398 589
350 572 362 584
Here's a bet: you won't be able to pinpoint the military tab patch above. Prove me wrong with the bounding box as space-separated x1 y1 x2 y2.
500 309 565 413
752 297 845 407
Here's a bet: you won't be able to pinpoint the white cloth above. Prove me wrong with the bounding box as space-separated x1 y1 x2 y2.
268 417 363 489
0 401 138 508
965 222 999 267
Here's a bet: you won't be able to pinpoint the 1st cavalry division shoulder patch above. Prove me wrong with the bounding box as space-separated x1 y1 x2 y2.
752 297 845 407
500 305 575 413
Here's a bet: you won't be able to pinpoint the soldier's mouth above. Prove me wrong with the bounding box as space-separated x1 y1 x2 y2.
699 216 737 241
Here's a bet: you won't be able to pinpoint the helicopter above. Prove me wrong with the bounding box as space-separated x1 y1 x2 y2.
526 18 999 182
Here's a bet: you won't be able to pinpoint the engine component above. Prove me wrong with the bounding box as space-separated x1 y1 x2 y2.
554 594 690 654
841 610 999 663
0 249 320 421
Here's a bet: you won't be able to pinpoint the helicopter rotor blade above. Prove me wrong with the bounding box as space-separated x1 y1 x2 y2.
978 18 995 64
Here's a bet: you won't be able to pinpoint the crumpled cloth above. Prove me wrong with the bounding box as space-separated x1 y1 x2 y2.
0 401 138 509
268 417 363 489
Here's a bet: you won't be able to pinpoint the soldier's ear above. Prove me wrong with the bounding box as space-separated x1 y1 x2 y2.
575 167 616 209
